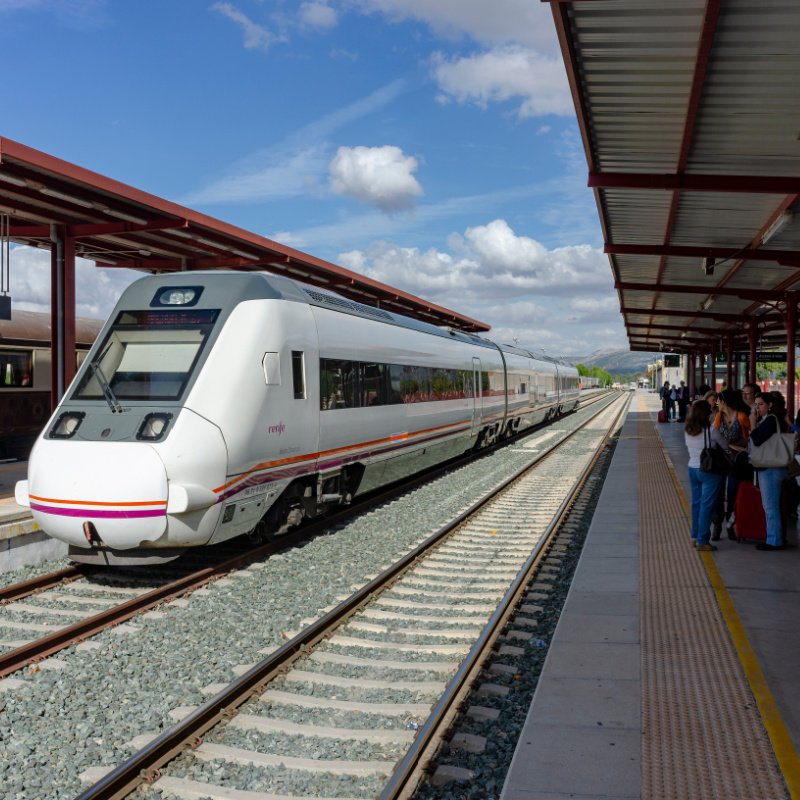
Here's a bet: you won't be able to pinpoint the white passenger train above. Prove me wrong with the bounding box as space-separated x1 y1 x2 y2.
15 272 579 565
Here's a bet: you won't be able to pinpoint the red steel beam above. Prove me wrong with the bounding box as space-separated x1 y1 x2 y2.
589 172 800 194
621 306 781 324
616 282 788 301
606 243 800 265
69 218 188 238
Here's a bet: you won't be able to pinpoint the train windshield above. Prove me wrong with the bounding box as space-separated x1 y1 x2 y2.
73 309 219 402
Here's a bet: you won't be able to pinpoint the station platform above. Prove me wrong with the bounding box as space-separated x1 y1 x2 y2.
0 460 65 570
501 390 800 800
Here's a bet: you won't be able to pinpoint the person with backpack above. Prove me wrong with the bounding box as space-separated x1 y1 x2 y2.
668 384 678 421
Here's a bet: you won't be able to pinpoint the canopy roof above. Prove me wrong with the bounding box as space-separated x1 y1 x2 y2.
0 137 489 332
549 0 800 354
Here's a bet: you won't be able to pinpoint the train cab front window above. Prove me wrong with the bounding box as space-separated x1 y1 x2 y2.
73 309 219 402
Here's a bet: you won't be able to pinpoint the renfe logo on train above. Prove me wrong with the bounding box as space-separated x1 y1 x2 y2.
268 422 286 435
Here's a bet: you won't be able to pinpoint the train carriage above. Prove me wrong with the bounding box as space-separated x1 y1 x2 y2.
0 311 101 459
15 271 579 565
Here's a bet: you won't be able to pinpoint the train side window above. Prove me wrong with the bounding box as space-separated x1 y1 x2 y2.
0 350 32 387
263 352 281 385
320 359 358 409
291 351 306 399
360 362 387 406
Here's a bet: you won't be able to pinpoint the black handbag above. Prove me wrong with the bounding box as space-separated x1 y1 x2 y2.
700 427 730 474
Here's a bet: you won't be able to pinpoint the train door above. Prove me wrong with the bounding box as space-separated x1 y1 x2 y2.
471 356 483 435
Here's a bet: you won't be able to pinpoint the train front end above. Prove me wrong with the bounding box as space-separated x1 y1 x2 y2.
15 273 273 565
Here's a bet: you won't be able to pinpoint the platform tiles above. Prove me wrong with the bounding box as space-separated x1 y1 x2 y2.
500 392 793 800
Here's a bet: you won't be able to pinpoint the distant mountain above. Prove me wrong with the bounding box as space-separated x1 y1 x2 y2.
566 350 660 375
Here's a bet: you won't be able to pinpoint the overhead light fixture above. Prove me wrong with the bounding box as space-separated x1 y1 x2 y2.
702 297 714 311
702 257 715 276
39 187 94 208
762 210 792 245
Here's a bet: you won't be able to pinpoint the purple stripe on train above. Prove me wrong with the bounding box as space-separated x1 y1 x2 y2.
31 503 166 519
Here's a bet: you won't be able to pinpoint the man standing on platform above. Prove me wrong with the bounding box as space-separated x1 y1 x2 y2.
741 383 758 412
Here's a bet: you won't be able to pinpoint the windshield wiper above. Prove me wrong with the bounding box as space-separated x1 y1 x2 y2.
89 344 123 413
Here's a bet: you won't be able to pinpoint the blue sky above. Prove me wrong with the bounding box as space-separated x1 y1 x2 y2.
2 0 626 357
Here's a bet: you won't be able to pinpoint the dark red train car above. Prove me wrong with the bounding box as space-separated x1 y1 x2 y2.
0 311 102 459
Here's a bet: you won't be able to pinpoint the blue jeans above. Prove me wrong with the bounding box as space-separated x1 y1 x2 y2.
689 467 724 545
757 467 787 546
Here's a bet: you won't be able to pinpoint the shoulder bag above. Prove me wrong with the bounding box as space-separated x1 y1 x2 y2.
700 427 730 474
748 415 795 469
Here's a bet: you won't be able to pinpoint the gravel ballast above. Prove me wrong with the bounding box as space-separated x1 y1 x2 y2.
0 395 619 799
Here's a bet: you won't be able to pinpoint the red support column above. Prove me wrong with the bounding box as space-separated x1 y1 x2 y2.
787 293 796 422
49 238 60 412
49 226 77 408
689 353 696 397
726 335 734 389
711 346 717 390
63 235 76 390
749 319 758 384
699 350 705 387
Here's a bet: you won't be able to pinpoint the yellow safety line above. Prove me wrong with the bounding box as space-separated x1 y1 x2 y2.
658 417 800 799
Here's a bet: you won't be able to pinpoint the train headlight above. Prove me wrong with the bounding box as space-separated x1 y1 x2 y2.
136 412 173 441
49 412 86 439
152 286 203 306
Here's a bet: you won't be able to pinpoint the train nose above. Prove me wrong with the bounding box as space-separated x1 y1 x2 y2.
27 440 168 550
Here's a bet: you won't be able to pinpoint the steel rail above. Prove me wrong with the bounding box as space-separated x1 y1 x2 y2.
380 391 632 799
0 564 88 604
74 390 626 800
0 537 307 679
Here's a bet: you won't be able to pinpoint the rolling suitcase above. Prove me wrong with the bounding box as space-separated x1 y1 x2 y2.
658 409 667 423
734 479 787 543
734 480 767 543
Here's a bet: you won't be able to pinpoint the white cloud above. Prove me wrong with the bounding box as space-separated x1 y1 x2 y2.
299 1 337 30
348 0 557 52
432 46 572 118
9 246 141 320
337 219 625 356
329 145 423 213
211 2 283 52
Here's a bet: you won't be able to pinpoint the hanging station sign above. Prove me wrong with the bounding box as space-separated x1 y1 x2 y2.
716 351 787 363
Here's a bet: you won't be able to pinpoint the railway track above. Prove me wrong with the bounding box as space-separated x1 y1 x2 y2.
0 392 615 683
74 390 629 800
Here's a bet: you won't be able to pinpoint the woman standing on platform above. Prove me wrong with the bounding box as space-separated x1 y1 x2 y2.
749 391 789 551
685 400 727 551
713 388 751 540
